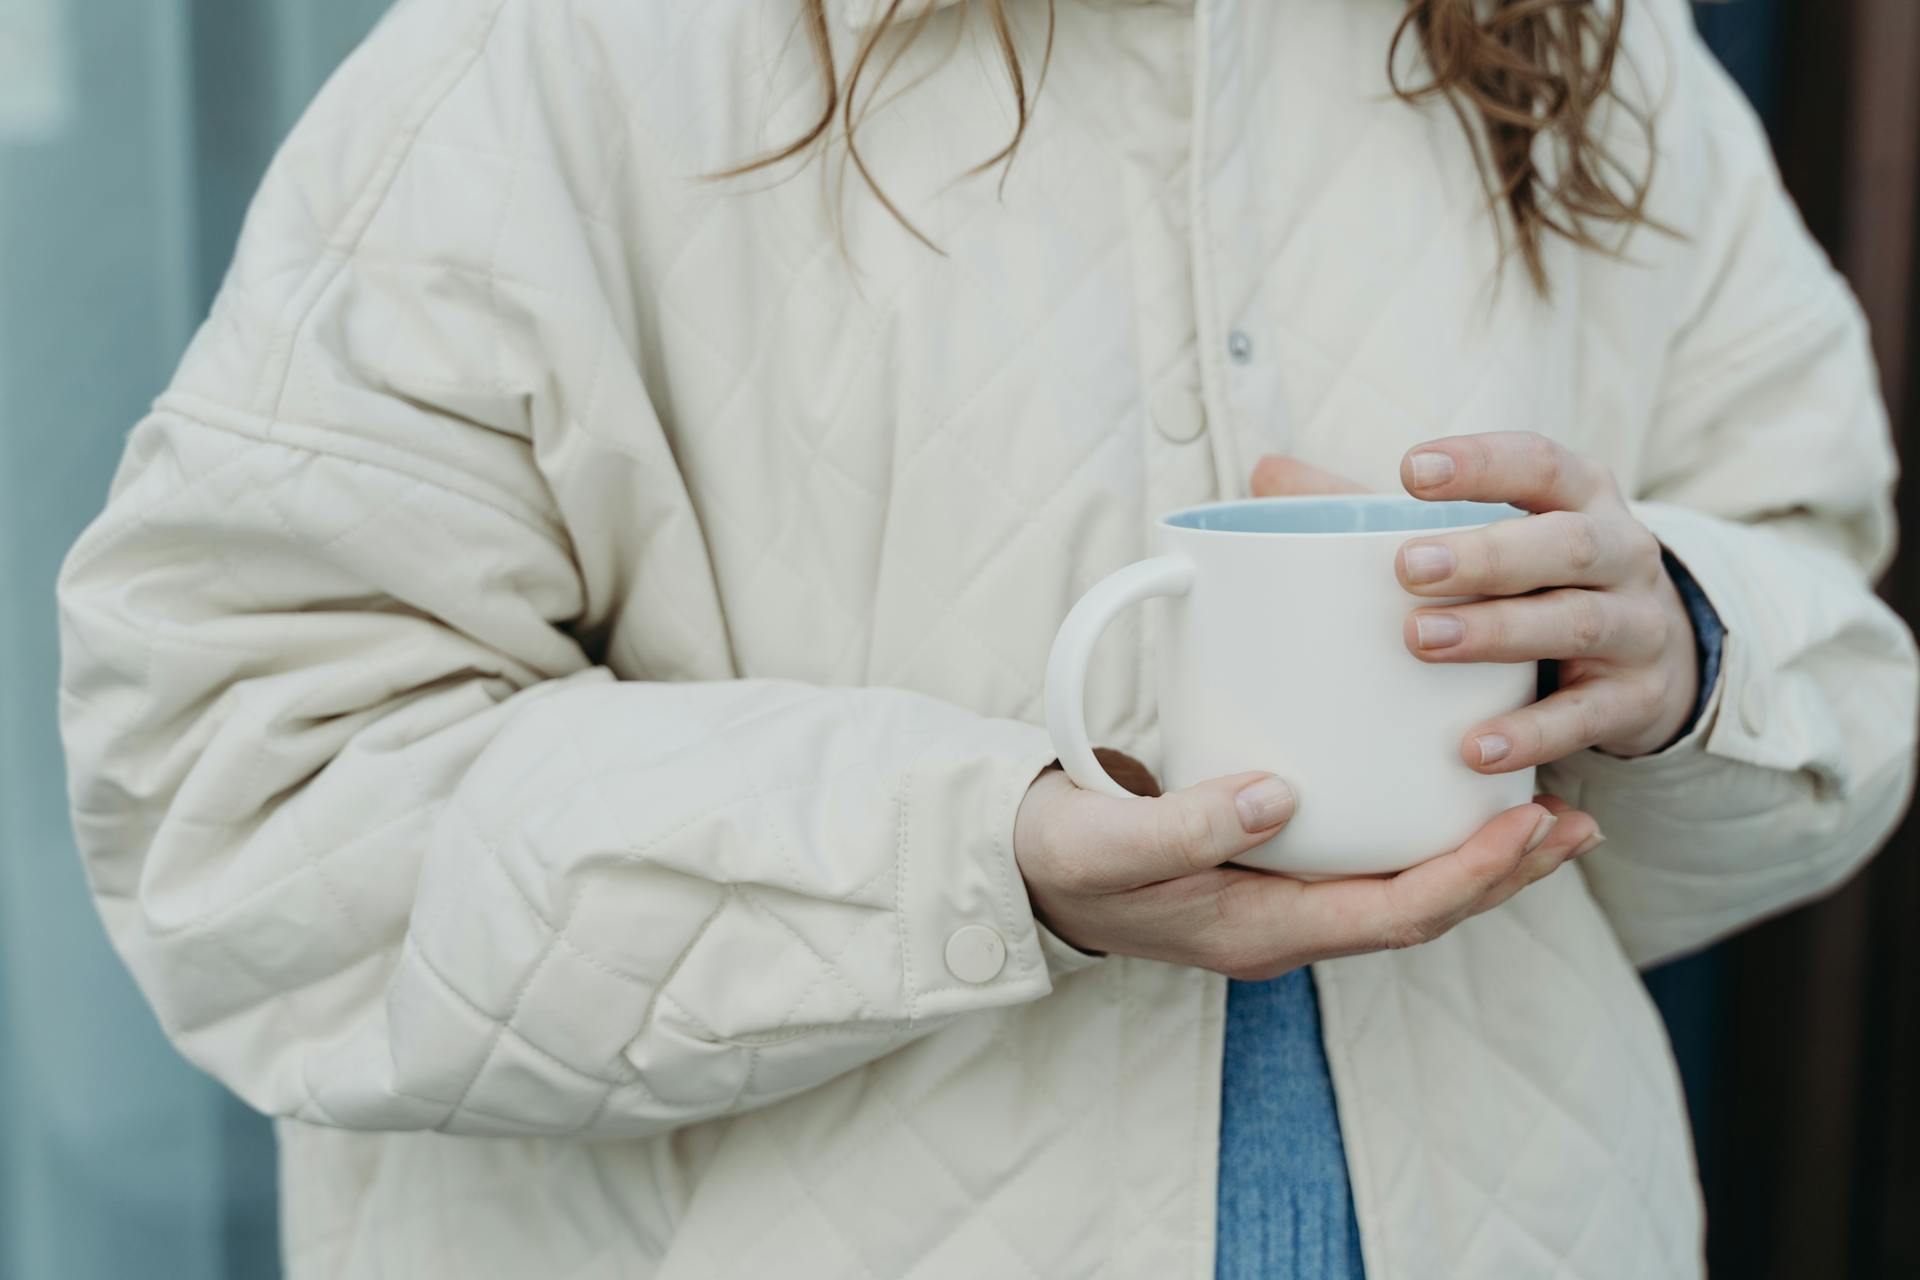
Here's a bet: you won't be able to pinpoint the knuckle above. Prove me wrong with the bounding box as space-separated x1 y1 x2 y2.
1535 712 1563 760
1623 525 1663 579
1569 689 1607 747
1531 434 1566 494
1474 533 1503 586
1515 711 1552 762
1463 434 1497 479
1386 912 1445 951
1208 879 1249 931
1560 513 1602 575
1202 885 1281 978
1641 543 1667 584
1568 592 1608 652
1156 797 1217 870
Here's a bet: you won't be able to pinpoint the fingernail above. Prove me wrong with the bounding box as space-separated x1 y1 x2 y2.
1524 813 1559 853
1414 614 1465 649
1571 830 1607 858
1409 451 1456 489
1474 734 1512 766
1403 544 1455 584
1234 776 1296 832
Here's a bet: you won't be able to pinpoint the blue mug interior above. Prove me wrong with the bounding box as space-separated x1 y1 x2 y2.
1165 495 1522 535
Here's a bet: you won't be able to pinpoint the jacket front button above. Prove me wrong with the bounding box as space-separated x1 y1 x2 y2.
944 925 1007 983
1151 385 1206 444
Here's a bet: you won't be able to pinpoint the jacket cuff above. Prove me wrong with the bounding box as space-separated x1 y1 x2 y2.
1633 501 1809 771
1036 920 1108 976
895 717 1085 1019
1552 502 1814 790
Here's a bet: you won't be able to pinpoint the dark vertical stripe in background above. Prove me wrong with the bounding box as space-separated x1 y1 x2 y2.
1675 4 1920 1277
1642 0 1790 1235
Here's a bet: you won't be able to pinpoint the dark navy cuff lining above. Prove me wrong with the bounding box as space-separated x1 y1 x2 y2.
1659 546 1726 750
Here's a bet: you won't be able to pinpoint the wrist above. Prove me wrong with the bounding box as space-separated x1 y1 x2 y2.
1013 768 1108 962
1590 560 1701 759
1013 749 1160 965
1650 573 1704 747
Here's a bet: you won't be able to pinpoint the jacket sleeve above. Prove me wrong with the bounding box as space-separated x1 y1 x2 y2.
56 0 1091 1140
1547 11 1918 968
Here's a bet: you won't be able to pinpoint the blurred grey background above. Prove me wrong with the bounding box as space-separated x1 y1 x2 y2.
2 6 392 1275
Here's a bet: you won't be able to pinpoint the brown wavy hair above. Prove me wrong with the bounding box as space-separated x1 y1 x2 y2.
727 0 1654 292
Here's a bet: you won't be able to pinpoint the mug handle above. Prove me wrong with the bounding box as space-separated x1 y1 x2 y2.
1044 556 1197 798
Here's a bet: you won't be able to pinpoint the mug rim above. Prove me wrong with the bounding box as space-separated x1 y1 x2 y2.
1158 494 1523 538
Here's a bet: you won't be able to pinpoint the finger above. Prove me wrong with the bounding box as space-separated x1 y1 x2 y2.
1462 677 1657 772
1062 771 1298 889
1400 431 1607 513
1361 803 1577 949
1250 455 1369 498
1396 509 1637 596
1471 809 1605 915
1220 803 1558 964
1406 589 1665 664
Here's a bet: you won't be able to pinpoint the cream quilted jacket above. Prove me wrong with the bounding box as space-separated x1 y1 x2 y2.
57 0 1917 1275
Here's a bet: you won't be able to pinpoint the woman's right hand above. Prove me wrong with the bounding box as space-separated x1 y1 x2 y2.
1014 767 1603 980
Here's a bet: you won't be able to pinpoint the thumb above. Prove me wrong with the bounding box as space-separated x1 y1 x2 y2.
1077 771 1297 886
1249 455 1369 497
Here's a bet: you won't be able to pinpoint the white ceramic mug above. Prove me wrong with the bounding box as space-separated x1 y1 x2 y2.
1044 495 1538 878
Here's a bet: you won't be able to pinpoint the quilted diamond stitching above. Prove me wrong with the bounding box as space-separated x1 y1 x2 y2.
865 1083 1065 1280
263 0 517 419
639 73 1179 691
1347 907 1687 1278
683 1036 1006 1271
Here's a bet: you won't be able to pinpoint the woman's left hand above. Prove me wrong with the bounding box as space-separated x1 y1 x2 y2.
1249 432 1700 772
